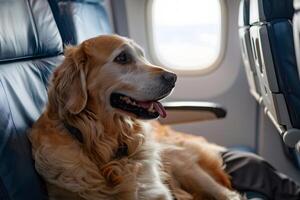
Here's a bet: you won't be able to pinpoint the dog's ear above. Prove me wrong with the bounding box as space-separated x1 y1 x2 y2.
54 43 88 115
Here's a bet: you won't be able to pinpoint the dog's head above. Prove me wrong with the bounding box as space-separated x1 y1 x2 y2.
51 35 176 120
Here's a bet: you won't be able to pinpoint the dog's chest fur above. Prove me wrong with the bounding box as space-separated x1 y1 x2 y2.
30 115 172 200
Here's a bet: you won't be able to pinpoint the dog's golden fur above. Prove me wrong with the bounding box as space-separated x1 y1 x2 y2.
151 122 238 200
29 35 244 200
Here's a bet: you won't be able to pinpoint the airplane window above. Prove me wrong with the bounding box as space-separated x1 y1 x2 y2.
149 0 223 74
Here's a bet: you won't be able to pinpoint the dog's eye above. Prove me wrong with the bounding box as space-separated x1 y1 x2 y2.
114 51 133 65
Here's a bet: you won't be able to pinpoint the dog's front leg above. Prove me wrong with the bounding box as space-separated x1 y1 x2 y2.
136 164 173 200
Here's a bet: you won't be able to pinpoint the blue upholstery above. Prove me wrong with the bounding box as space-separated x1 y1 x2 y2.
267 20 300 128
51 0 112 45
250 0 299 129
249 0 294 25
249 0 300 167
239 0 261 101
0 0 64 199
0 1 62 62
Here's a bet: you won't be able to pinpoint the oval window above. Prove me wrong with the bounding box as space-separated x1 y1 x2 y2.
149 0 223 73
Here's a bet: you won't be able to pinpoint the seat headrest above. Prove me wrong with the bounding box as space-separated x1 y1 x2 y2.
249 0 294 24
0 0 63 63
52 0 112 45
239 0 250 27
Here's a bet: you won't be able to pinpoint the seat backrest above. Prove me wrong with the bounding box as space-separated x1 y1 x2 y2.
238 0 261 101
249 0 300 153
50 0 113 45
249 0 294 24
293 0 300 78
0 0 64 199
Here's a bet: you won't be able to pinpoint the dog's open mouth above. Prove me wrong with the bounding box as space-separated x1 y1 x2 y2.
110 93 166 119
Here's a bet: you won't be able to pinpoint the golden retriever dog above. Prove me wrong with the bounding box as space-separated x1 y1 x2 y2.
29 35 244 200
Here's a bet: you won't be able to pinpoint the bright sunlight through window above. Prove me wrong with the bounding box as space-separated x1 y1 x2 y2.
150 0 223 72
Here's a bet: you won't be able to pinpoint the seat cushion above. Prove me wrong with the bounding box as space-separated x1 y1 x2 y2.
0 0 63 199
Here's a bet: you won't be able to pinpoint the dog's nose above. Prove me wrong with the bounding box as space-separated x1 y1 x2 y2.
161 72 177 85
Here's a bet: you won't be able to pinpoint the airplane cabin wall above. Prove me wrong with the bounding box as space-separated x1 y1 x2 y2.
123 0 257 149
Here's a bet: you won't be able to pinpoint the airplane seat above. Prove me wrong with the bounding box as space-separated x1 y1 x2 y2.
0 0 64 199
238 0 261 102
249 0 300 166
294 0 300 78
49 0 113 45
0 0 115 198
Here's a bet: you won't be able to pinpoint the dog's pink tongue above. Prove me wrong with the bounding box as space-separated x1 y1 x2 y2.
153 102 167 118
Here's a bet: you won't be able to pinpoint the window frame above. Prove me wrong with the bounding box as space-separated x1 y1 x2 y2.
146 0 228 76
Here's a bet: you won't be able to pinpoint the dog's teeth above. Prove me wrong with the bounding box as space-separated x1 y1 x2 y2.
125 98 137 106
148 103 155 112
149 103 154 110
121 96 128 102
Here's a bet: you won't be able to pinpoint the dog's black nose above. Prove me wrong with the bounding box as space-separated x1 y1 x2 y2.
162 72 177 85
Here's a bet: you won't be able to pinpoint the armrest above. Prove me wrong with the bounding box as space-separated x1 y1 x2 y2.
159 101 227 125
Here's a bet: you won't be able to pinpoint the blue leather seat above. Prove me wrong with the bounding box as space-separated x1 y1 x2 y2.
50 0 113 45
239 0 261 101
0 0 114 198
0 0 64 199
249 0 300 165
